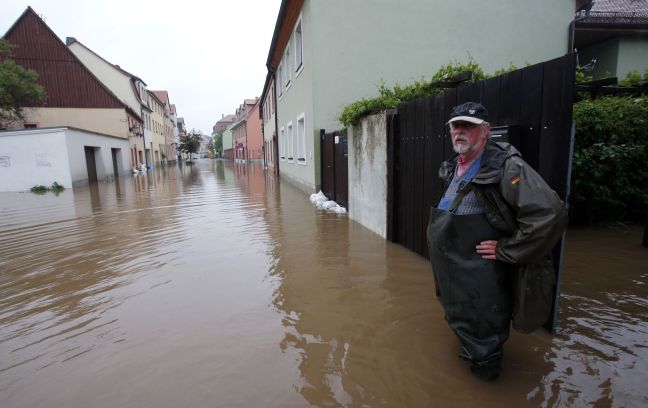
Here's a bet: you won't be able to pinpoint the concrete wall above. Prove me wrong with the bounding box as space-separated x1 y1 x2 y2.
21 107 129 139
578 38 620 79
0 128 71 192
617 37 648 79
577 36 648 80
0 127 129 192
348 112 389 238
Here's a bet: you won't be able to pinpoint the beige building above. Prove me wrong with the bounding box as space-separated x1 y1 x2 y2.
147 91 167 166
151 91 177 162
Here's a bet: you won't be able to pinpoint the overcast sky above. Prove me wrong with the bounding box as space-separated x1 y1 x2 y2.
1 0 282 134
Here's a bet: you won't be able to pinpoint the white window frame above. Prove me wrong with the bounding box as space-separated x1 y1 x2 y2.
284 45 291 90
286 121 294 161
294 14 304 77
280 126 285 160
297 113 306 164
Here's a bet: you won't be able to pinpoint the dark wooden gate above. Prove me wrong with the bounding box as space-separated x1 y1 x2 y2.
321 130 349 209
84 146 98 183
389 53 576 330
111 148 119 177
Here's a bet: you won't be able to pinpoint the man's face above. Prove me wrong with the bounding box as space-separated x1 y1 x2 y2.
449 121 488 155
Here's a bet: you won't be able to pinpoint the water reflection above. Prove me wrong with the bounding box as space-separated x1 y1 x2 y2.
0 160 645 407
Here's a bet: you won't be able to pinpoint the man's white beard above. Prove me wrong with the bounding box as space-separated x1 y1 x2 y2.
453 143 474 155
452 137 475 155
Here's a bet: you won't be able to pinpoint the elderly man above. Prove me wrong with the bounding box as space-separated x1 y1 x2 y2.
427 102 567 381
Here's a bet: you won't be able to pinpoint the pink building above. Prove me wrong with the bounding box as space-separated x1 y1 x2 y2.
232 98 263 162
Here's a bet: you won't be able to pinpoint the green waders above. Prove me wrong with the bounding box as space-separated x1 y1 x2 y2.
426 207 513 366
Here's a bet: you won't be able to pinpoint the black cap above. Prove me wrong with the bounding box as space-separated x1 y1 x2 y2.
447 102 489 124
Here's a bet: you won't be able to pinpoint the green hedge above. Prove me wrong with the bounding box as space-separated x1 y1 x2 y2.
571 96 648 224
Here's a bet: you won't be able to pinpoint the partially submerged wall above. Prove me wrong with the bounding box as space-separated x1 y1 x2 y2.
0 128 72 192
0 127 130 192
348 111 390 238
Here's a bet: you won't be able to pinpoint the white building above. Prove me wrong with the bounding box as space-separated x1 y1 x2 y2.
0 127 130 192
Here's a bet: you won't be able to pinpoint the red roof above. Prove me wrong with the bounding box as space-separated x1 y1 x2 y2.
151 90 170 106
2 7 131 111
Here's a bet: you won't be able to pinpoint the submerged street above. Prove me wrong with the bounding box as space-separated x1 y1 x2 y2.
1 160 646 407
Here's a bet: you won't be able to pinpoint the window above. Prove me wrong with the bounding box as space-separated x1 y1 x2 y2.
280 127 285 159
284 46 291 89
294 17 303 73
277 64 283 97
297 113 306 163
287 121 293 161
271 85 275 114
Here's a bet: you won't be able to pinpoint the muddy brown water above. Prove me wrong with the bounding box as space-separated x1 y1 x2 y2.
1 160 646 408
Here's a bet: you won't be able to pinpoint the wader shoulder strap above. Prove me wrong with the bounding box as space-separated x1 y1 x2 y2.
449 183 474 212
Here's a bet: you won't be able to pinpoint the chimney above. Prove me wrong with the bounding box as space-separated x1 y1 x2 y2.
222 114 224 118
65 37 77 45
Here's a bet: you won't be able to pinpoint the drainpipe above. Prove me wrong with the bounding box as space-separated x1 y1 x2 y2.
568 19 575 53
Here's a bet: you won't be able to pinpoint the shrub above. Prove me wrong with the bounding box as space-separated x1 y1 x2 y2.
571 96 648 223
50 182 64 193
30 185 47 194
30 182 65 194
618 69 648 87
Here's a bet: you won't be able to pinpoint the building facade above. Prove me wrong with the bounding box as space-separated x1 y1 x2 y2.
147 91 167 166
213 114 236 158
261 72 278 173
264 0 575 192
2 7 139 166
222 124 234 159
151 90 177 162
0 127 130 191
231 98 263 162
573 0 648 80
66 38 149 169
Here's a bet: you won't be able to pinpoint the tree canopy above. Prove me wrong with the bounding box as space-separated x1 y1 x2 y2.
0 39 45 128
178 130 203 158
212 131 223 155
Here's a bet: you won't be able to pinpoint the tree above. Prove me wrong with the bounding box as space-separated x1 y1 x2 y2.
212 131 223 156
178 129 202 160
0 39 45 128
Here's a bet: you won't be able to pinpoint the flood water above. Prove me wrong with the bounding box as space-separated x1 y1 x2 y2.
1 160 646 408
